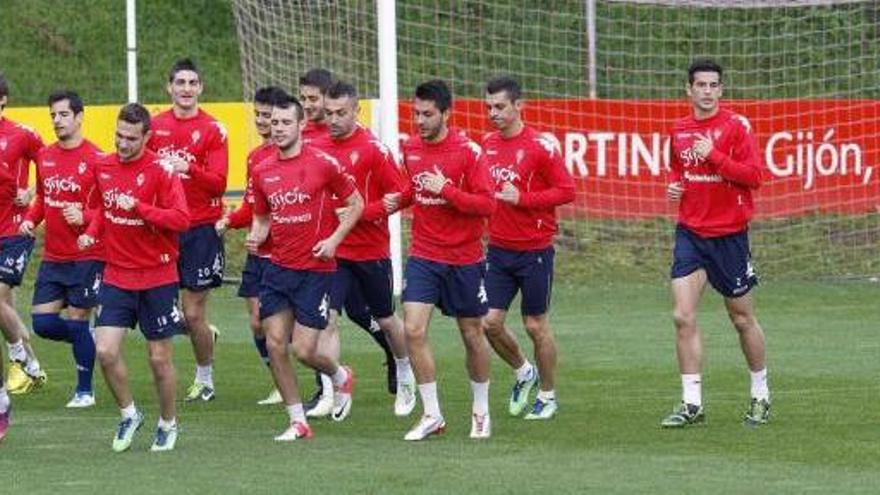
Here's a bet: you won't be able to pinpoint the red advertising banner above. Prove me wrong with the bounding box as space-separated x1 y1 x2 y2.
399 99 880 219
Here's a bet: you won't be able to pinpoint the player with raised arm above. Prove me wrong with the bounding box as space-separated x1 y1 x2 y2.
148 58 228 403
216 85 287 406
79 103 189 451
306 80 415 419
661 59 770 428
0 72 47 395
389 80 496 441
481 76 575 420
20 90 104 408
248 94 362 441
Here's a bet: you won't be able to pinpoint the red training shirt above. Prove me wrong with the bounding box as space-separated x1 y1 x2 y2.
227 141 275 257
0 118 43 238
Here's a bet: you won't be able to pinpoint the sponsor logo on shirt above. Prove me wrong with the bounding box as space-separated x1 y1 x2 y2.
77 162 87 174
43 175 82 195
267 187 312 209
490 165 521 184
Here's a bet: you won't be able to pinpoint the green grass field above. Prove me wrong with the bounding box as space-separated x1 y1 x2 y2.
1 275 877 494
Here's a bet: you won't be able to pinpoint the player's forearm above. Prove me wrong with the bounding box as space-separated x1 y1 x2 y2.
518 185 575 209
187 165 228 196
84 210 104 238
135 202 190 232
708 149 762 189
249 214 270 244
440 185 496 216
361 200 388 222
332 193 364 241
227 201 253 229
24 197 45 226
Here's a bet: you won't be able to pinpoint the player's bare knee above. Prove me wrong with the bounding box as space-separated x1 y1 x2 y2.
672 308 697 332
183 306 206 328
96 343 120 366
728 311 757 333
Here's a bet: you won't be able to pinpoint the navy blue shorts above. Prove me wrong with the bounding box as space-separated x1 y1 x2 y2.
486 245 554 316
33 260 104 309
329 258 395 319
237 254 270 298
258 262 332 330
95 282 183 341
402 256 488 318
0 235 34 287
671 225 758 298
178 224 225 291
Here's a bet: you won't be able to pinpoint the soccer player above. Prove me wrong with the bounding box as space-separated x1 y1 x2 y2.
481 76 575 420
299 68 398 409
248 94 361 441
79 103 189 452
216 85 287 406
20 90 103 408
148 58 228 403
306 80 415 419
661 59 769 428
0 72 47 395
388 80 496 440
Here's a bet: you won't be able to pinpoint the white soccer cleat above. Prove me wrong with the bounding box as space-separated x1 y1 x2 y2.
404 414 446 441
257 388 282 406
394 380 417 417
306 394 334 418
274 421 313 441
470 413 491 439
65 392 96 409
330 366 354 422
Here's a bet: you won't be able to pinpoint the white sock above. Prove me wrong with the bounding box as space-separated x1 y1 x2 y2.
537 389 556 402
157 416 177 430
750 368 769 401
395 357 413 383
681 373 702 406
120 402 138 419
286 403 306 423
418 382 441 418
195 364 213 387
320 373 334 399
470 380 490 416
331 367 348 388
7 340 26 362
515 361 535 382
0 386 9 414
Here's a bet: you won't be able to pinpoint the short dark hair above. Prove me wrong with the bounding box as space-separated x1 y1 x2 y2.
298 68 335 94
48 90 84 115
326 80 358 101
273 93 305 121
118 103 151 133
168 58 200 83
486 76 522 102
688 59 723 84
254 86 288 106
415 79 453 113
0 72 8 99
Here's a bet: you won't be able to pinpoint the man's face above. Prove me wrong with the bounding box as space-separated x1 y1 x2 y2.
270 106 303 151
687 71 722 115
254 102 273 139
324 95 358 140
299 85 325 122
115 120 149 162
485 91 521 132
167 69 203 111
50 99 82 142
413 98 448 142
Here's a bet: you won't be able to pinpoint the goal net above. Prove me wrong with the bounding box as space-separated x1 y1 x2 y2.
232 0 880 280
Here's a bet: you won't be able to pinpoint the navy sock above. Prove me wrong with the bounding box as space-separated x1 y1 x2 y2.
253 336 270 367
32 313 71 342
349 311 393 357
66 319 95 394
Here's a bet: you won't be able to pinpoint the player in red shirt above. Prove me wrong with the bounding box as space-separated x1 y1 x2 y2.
247 94 363 441
20 90 103 408
299 68 333 145
661 59 770 428
148 59 228 403
303 81 416 419
79 103 190 452
386 80 496 441
481 77 575 421
0 73 47 400
216 85 287 406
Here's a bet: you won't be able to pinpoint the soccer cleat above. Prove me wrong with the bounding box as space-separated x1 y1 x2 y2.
274 420 313 442
470 413 491 439
524 397 559 420
660 402 705 428
184 382 215 402
305 394 334 418
66 392 96 409
404 414 446 441
208 324 220 343
112 411 144 452
331 366 354 422
508 367 538 416
150 424 179 452
7 361 46 395
0 405 10 442
743 398 771 427
394 380 417 417
257 388 283 406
